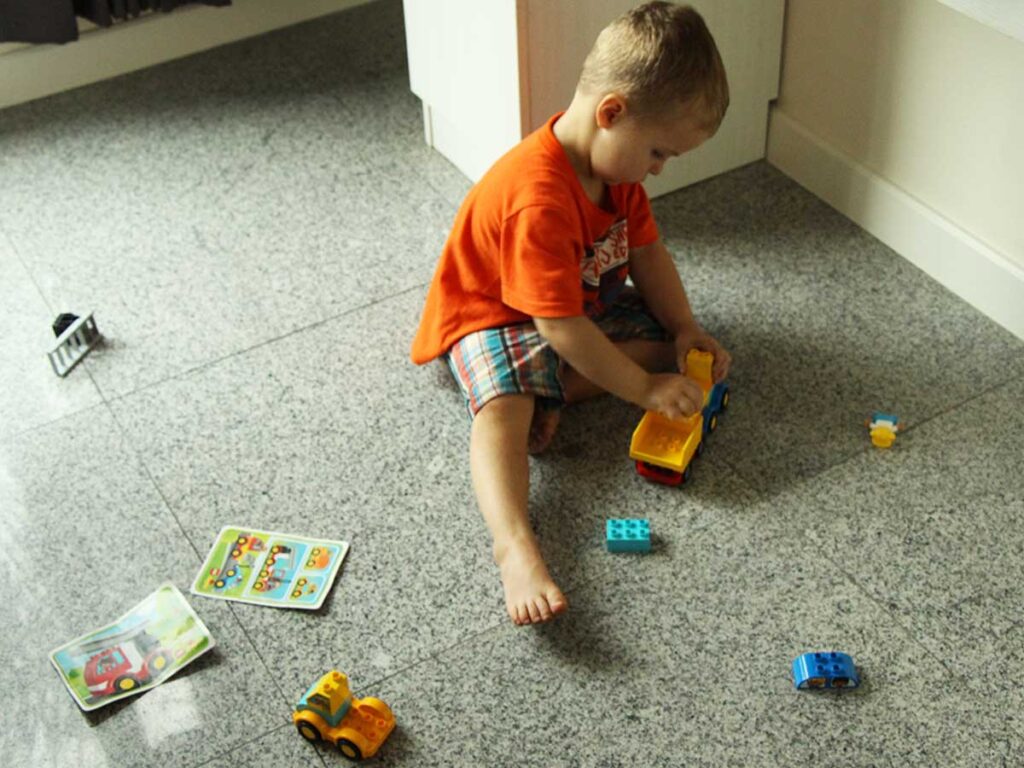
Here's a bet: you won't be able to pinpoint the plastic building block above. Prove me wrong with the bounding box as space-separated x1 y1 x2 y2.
48 312 100 377
630 349 730 485
866 411 902 448
606 518 651 553
792 651 860 690
294 670 396 761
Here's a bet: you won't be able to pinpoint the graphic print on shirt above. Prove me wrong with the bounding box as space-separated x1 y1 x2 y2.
582 219 629 316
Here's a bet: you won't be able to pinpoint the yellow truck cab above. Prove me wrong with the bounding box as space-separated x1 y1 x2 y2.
293 670 396 761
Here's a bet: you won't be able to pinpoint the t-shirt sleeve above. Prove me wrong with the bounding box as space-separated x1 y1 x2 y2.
624 183 660 247
499 206 584 317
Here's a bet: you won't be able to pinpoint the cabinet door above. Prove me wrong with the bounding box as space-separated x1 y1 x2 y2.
521 0 785 198
404 0 785 194
403 0 526 181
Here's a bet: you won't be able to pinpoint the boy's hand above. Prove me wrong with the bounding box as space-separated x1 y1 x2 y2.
644 372 704 420
674 325 732 383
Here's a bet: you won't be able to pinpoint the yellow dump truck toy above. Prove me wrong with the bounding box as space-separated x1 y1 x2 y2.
629 349 730 486
293 670 396 761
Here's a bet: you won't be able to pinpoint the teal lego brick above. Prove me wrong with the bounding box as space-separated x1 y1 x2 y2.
606 518 651 553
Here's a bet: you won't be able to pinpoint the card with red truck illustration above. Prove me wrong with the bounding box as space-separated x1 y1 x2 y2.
50 583 215 711
190 526 349 610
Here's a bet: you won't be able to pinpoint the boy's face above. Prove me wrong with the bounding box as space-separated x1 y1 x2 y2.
590 98 712 185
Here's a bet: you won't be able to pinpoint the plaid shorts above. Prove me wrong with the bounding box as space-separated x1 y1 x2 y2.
444 289 666 417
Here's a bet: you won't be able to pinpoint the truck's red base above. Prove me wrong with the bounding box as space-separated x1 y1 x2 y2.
635 461 685 486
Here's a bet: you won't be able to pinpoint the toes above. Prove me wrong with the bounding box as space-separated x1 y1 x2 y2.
548 592 568 615
526 600 543 624
534 598 553 622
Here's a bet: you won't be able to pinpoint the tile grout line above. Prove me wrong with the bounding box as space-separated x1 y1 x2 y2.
0 282 432 444
98 282 429 407
815 542 1024 744
1 218 113 422
103 398 303 722
819 546 960 679
723 364 1024 504
356 571 611 695
188 721 334 768
807 505 1024 744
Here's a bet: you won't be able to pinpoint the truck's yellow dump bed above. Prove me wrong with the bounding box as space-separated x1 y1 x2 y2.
629 410 703 472
630 350 717 473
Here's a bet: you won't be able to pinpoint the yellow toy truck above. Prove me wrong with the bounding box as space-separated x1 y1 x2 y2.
293 670 396 761
629 349 729 486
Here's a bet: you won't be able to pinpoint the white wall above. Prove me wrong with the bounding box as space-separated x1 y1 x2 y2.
768 0 1024 339
0 0 372 110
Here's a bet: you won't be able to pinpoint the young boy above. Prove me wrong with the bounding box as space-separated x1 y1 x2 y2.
411 2 732 626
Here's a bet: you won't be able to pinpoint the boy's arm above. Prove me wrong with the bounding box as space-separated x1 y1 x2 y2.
533 314 702 419
629 239 731 382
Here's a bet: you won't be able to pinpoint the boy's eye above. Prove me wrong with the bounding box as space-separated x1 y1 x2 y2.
651 150 665 160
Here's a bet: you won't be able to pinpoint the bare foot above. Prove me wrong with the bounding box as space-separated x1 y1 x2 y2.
495 537 568 625
527 407 561 455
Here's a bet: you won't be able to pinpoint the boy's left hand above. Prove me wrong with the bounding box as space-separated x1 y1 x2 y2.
674 325 731 383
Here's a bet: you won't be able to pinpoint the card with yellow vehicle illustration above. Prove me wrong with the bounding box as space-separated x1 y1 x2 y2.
191 526 349 610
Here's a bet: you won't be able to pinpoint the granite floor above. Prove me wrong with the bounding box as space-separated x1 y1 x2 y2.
2 1 1023 766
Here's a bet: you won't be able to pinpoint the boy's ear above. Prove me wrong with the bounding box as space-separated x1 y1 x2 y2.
595 94 627 129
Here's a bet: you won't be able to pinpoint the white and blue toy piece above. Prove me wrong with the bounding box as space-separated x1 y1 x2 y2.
792 651 860 690
868 411 899 430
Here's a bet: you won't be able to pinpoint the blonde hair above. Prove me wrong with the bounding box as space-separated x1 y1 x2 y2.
578 2 729 130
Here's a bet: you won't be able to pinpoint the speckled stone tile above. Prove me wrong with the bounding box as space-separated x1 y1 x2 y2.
0 231 104 437
737 375 1024 724
0 407 288 768
651 162 1024 494
195 724 327 768
0 1 452 400
108 285 757 701
362 517 1022 767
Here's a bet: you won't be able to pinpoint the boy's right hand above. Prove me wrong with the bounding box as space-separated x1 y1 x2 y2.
643 373 703 420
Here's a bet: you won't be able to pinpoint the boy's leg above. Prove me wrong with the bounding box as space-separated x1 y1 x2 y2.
470 393 568 625
561 338 675 404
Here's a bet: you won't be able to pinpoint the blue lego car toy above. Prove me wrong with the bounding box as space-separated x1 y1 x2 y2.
792 651 860 690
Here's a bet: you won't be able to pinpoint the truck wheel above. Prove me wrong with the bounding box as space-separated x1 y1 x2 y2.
708 414 718 433
114 675 139 692
681 463 693 483
720 389 730 412
149 651 172 677
695 440 705 458
296 722 322 743
337 739 363 761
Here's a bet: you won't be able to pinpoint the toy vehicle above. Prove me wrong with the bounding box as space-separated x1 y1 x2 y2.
629 349 729 485
207 533 264 590
294 670 396 761
792 651 860 690
83 630 172 697
254 544 295 592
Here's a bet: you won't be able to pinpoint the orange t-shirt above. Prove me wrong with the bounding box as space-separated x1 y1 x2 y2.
410 112 660 364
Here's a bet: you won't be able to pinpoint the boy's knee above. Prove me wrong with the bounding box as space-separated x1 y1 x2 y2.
474 393 536 427
472 394 537 448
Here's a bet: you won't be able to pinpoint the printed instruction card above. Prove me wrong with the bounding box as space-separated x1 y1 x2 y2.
191 526 349 610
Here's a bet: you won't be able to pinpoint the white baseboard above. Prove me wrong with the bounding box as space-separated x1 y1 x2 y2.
0 0 373 110
767 107 1024 342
